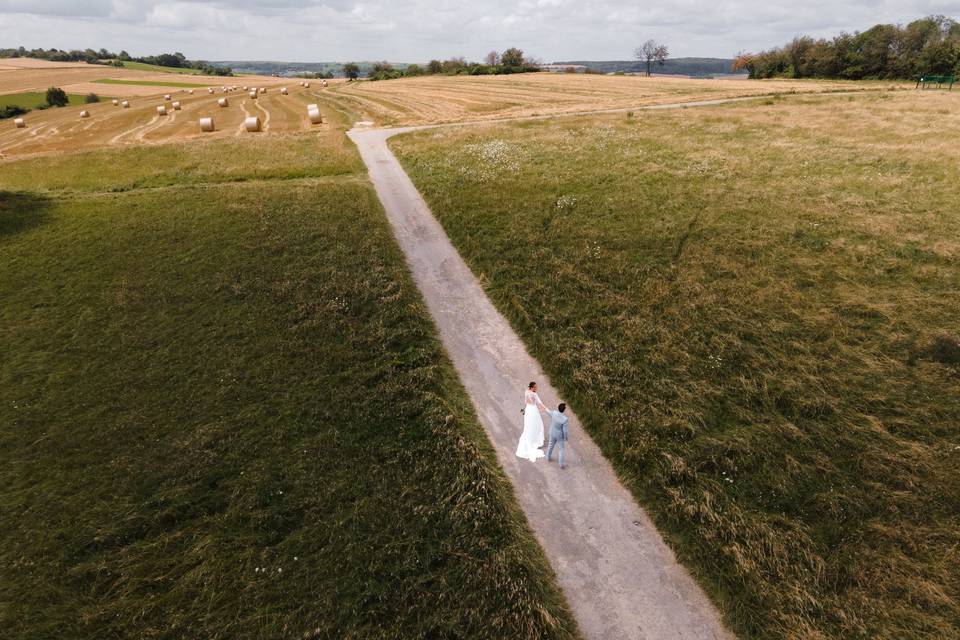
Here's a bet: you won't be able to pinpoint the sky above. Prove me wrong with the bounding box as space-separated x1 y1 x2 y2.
1 1 959 62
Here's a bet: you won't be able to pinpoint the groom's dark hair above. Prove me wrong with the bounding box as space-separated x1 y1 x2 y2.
558 403 566 413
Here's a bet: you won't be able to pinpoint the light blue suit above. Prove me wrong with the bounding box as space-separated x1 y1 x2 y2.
546 410 569 467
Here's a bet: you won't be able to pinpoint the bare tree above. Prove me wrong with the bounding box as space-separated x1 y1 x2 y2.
484 50 500 66
634 39 669 76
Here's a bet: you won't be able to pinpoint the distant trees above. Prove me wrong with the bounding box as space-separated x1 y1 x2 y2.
635 39 669 76
0 47 234 76
734 15 960 79
343 62 360 80
45 87 68 107
500 47 525 68
84 93 100 103
0 105 29 120
366 47 540 81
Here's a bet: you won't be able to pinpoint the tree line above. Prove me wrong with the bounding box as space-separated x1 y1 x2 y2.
352 47 540 81
0 47 234 76
734 15 960 80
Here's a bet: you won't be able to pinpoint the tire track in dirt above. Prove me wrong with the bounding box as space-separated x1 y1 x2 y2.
236 99 252 136
109 115 157 145
252 99 270 132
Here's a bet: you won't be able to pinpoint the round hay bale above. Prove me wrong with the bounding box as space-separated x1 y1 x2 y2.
308 107 322 124
187 89 194 94
199 117 215 132
249 91 258 99
304 82 310 88
208 87 214 94
112 98 119 106
80 110 90 118
259 87 266 94
244 116 262 132
157 105 167 116
164 94 172 101
122 100 130 108
14 117 25 128
322 80 328 87
280 87 289 95
218 97 229 107
242 85 248 90
172 101 182 110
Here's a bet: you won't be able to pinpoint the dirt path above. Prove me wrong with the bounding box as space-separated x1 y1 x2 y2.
347 96 761 640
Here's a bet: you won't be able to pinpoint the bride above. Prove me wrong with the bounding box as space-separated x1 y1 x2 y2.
516 381 547 461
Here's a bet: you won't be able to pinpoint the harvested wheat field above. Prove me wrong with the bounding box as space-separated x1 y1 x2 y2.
0 84 331 159
0 58 285 98
323 73 910 126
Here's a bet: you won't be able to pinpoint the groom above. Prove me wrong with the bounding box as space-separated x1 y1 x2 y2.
546 403 569 469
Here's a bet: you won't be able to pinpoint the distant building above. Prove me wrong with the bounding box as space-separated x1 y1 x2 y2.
539 64 588 73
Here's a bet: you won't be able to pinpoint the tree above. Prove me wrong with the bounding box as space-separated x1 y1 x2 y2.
427 59 442 74
484 50 500 66
500 47 525 68
342 62 360 80
405 63 423 76
84 93 100 103
45 86 68 107
635 39 669 76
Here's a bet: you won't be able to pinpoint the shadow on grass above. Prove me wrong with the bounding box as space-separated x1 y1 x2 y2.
0 190 52 239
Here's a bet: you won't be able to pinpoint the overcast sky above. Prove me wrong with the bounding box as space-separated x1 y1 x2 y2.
1 1 959 62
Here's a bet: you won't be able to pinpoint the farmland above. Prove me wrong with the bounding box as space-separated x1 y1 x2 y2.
0 82 327 159
0 94 577 638
322 73 908 126
391 90 960 639
0 58 280 100
0 91 91 109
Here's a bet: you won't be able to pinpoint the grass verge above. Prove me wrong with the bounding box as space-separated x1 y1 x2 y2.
391 91 960 639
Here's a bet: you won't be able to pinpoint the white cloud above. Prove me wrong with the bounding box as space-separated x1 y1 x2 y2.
0 0 958 61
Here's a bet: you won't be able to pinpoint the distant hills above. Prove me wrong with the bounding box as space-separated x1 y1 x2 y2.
210 61 388 77
211 57 738 78
551 57 737 76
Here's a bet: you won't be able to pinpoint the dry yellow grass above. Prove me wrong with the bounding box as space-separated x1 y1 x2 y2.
324 73 911 126
0 85 334 159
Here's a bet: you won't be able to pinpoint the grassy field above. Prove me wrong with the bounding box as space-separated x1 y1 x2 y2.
392 91 960 639
0 91 90 109
0 108 577 638
94 78 212 88
118 60 208 75
322 73 907 126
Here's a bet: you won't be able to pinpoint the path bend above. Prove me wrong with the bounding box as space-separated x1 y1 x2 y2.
349 98 742 640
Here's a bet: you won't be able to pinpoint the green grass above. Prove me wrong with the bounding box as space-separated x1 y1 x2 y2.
93 78 212 88
0 129 577 638
0 135 363 194
0 92 91 109
391 92 960 639
118 60 206 75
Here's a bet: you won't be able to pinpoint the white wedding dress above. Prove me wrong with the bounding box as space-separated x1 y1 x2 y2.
516 390 546 461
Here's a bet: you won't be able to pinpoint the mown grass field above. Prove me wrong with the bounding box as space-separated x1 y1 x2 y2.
118 60 209 75
392 91 960 639
0 107 577 639
93 78 212 88
0 91 90 109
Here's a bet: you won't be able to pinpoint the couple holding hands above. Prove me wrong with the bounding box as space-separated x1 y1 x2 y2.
516 381 570 468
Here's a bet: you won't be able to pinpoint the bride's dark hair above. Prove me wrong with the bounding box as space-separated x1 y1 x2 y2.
528 381 536 389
